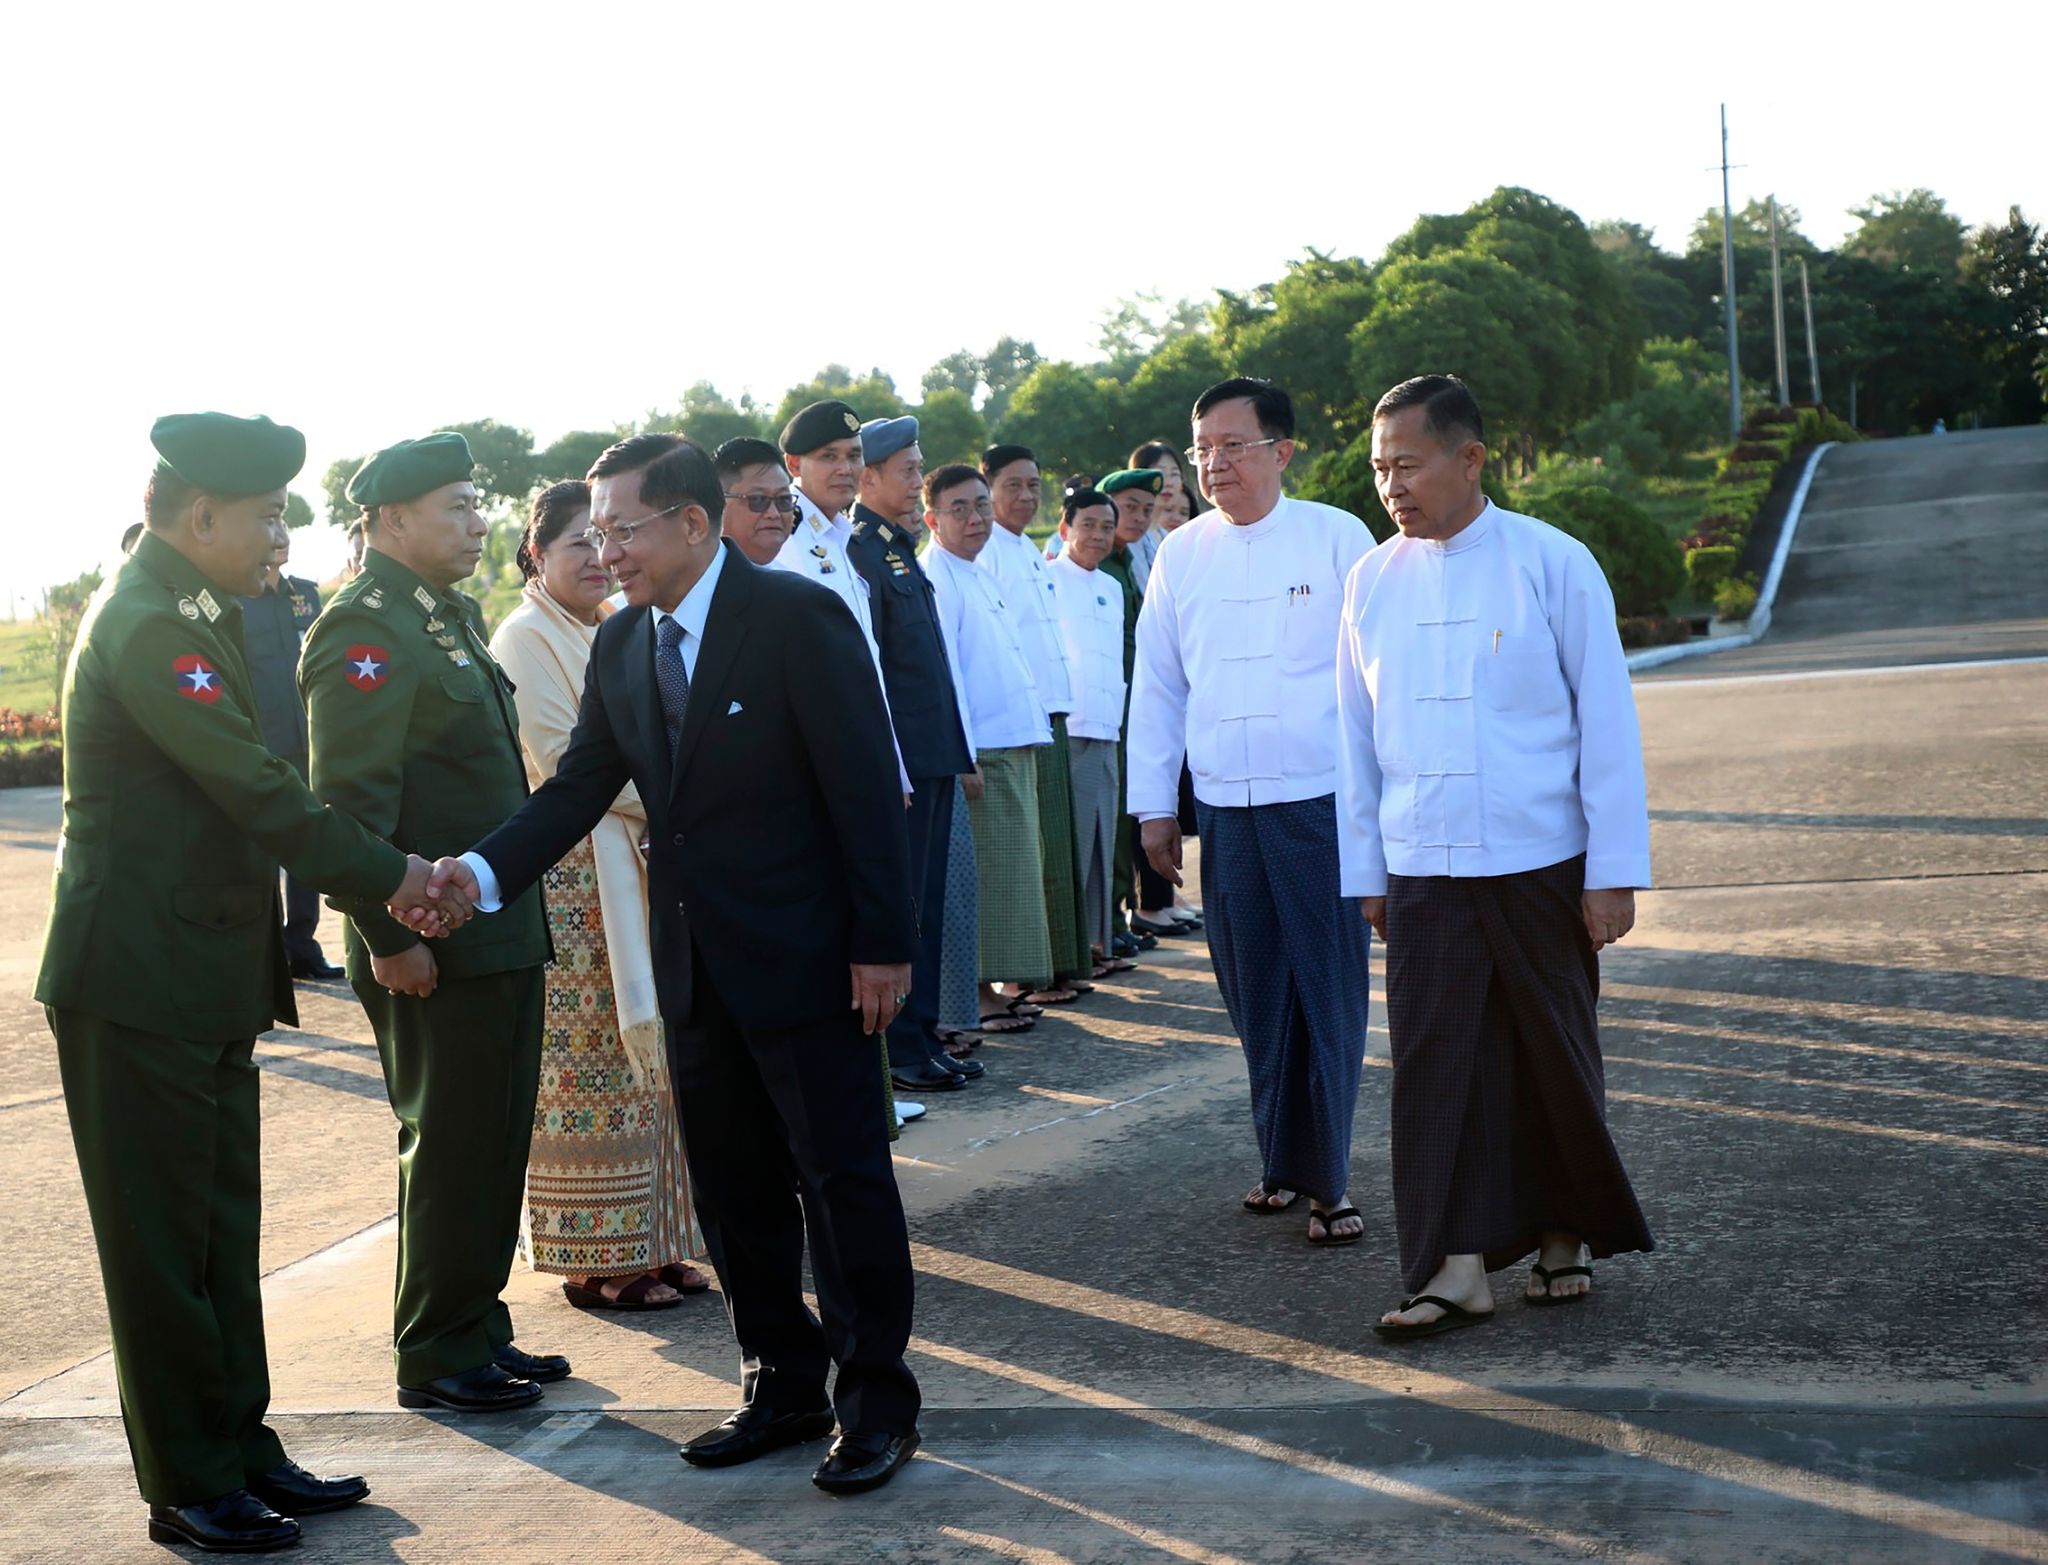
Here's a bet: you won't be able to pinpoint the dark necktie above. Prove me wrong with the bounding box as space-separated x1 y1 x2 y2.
656 615 691 760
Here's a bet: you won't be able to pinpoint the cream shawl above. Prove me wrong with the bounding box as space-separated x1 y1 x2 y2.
489 584 662 1076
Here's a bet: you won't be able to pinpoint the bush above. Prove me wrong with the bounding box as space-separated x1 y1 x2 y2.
1618 615 1693 649
1793 407 1860 446
1716 460 1775 484
1685 544 1739 593
0 742 61 788
1529 483 1685 617
1714 576 1759 620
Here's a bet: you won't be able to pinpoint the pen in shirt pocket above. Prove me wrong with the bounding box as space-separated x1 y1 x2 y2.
1493 629 1502 654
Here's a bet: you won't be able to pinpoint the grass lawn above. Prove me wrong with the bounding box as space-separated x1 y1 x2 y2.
0 621 56 715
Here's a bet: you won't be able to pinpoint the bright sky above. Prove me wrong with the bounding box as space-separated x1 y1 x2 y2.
3 0 2040 609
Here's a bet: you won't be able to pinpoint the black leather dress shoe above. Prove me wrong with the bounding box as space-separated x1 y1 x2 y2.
811 1429 921 1495
287 956 345 981
146 1491 302 1552
937 1053 985 1080
247 1459 369 1516
492 1342 572 1383
396 1362 542 1413
680 1401 836 1468
891 1061 967 1092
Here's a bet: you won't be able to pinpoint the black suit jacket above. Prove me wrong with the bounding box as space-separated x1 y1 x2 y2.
473 543 917 1031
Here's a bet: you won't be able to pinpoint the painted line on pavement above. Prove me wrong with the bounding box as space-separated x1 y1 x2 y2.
1636 653 2048 690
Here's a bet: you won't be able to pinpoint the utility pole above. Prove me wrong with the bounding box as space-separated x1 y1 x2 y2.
1768 196 1790 407
1799 256 1821 407
1719 105 1742 437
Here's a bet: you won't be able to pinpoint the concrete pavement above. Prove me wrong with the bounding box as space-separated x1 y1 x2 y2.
2 430 2043 1561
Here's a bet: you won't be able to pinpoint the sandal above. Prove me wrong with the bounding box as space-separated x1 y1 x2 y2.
1526 1262 1593 1307
657 1262 713 1295
999 995 1045 1018
1093 957 1138 977
1372 1295 1495 1341
976 1012 1035 1034
1017 987 1080 1006
1056 978 1097 994
1307 1205 1364 1247
936 1026 985 1052
562 1273 684 1312
1241 1182 1301 1214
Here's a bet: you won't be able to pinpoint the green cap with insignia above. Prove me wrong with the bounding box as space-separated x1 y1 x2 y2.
150 412 306 495
779 400 864 457
347 432 476 508
1099 468 1165 497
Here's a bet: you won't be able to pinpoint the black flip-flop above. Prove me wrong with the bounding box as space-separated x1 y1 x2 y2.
1241 1185 1301 1214
1372 1295 1495 1341
1526 1262 1593 1307
1307 1205 1363 1247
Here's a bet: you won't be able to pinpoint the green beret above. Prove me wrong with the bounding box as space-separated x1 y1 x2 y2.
150 412 306 495
347 432 475 508
1099 468 1165 497
779 400 864 456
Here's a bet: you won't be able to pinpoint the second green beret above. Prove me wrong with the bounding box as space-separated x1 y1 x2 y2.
780 400 864 456
151 412 306 495
1099 468 1165 497
347 432 476 508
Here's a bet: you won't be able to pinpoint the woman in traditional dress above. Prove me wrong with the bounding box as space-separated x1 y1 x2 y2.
491 480 708 1312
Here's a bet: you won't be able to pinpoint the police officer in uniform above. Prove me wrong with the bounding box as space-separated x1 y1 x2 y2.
301 432 563 1414
847 416 979 1093
239 538 341 977
37 412 454 1552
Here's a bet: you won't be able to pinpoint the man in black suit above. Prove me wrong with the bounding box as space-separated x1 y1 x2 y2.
425 434 923 1495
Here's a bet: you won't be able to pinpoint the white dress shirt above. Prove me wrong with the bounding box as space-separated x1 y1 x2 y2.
770 492 910 793
1128 495 1374 826
923 544 1052 752
462 544 732 910
1335 501 1652 896
978 525 1073 716
1048 554 1126 742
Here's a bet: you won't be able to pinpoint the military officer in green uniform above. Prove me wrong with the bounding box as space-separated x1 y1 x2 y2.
36 412 457 1553
301 431 563 1414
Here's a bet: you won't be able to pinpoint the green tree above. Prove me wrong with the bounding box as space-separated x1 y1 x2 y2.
1687 198 1814 259
1096 293 1209 379
1571 338 1732 474
770 366 907 431
1844 188 1966 275
1592 220 1696 342
1109 334 1229 456
1002 361 1117 480
1961 206 2048 425
1521 484 1683 617
283 491 315 530
535 429 621 484
980 336 1042 428
443 419 538 510
33 568 102 705
320 456 363 527
1214 250 1375 452
647 381 770 449
912 388 988 466
921 349 984 402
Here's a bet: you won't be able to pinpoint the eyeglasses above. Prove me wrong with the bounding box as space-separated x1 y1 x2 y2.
936 498 995 521
585 501 688 549
722 491 798 516
1185 438 1279 467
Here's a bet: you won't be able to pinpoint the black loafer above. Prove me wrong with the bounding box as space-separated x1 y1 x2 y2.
492 1342 571 1383
680 1402 836 1468
937 1053 985 1080
287 957 345 981
811 1429 921 1495
891 1062 966 1092
146 1491 302 1552
396 1362 542 1413
246 1459 369 1516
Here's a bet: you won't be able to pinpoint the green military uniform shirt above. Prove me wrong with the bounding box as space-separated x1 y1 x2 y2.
34 532 408 1039
300 547 549 977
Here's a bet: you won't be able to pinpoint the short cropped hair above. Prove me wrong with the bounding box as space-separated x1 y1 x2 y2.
1191 377 1295 441
1062 486 1112 521
923 463 984 507
980 443 1036 478
587 433 725 531
143 468 201 531
712 436 784 483
1372 374 1485 447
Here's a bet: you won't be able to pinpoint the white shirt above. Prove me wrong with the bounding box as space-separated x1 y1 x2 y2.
771 491 910 793
1128 494 1374 827
1048 554 1126 742
923 543 1052 752
1335 501 1651 895
978 525 1073 715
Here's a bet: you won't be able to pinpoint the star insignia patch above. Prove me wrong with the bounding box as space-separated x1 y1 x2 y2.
343 644 390 690
174 653 222 703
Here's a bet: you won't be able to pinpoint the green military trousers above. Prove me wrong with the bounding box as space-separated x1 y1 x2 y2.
50 1010 287 1506
353 965 544 1385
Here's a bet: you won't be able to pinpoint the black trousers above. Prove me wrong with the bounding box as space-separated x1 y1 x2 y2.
278 752 325 964
670 943 920 1437
885 776 953 1069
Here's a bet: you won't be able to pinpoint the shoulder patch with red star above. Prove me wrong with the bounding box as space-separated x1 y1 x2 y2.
174 654 223 704
343 645 391 690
